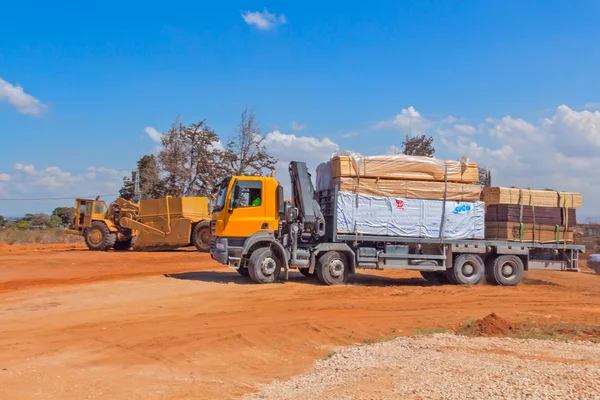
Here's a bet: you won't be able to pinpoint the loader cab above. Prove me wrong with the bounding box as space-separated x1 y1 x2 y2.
72 198 106 230
211 176 285 265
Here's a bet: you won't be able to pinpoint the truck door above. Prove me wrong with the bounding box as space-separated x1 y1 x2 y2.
84 201 93 227
224 179 267 237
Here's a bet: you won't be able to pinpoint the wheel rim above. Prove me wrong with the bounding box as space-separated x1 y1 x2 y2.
199 230 210 244
328 259 344 278
462 261 475 277
89 229 103 245
261 257 277 276
501 261 516 278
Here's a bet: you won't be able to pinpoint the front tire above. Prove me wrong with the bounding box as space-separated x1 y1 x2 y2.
84 221 117 251
486 255 524 286
316 251 349 286
191 220 211 252
248 248 281 284
446 254 485 285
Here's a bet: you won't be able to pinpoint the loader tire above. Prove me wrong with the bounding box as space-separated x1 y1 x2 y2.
113 239 133 251
84 221 117 251
192 220 211 252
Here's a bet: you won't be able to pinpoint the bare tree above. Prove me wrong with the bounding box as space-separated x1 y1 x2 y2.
399 134 435 157
158 119 225 197
120 155 165 200
223 108 278 176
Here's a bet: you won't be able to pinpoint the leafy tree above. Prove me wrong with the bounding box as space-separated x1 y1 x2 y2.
16 220 32 230
52 207 76 226
222 108 278 176
158 119 225 197
47 215 64 228
478 167 492 188
120 155 164 201
400 134 435 157
0 215 5 228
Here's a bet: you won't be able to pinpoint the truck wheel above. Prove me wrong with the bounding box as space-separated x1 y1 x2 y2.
192 220 211 252
316 251 349 286
420 271 449 284
113 239 132 251
447 254 484 285
298 268 312 277
248 247 281 284
236 267 250 277
84 221 117 251
486 255 524 286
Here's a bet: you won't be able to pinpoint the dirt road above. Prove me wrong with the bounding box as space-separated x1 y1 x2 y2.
1 244 600 399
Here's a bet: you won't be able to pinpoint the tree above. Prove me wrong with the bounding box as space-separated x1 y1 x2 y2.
120 155 164 201
478 167 492 188
0 215 5 228
400 134 435 157
158 119 225 197
222 108 278 176
52 207 76 226
16 220 31 230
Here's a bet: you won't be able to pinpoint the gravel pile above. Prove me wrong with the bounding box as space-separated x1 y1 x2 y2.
243 334 600 400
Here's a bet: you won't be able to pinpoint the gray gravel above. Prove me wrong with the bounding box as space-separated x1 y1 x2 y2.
242 334 600 400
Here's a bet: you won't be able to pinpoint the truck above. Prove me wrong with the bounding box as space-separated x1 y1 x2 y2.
210 161 584 286
67 196 212 252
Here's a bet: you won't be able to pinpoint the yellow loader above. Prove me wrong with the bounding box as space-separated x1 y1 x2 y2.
67 196 212 252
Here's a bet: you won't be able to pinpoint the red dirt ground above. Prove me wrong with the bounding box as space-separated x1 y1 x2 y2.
1 243 600 399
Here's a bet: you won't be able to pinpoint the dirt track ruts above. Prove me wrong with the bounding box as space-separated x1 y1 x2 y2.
1 243 600 399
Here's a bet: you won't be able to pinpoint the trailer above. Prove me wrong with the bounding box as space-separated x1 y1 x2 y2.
210 161 584 286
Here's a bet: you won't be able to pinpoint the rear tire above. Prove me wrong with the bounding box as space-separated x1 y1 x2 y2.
84 221 117 251
316 251 349 286
486 255 524 286
113 239 132 251
236 267 250 277
192 220 211 252
447 254 485 285
248 247 281 284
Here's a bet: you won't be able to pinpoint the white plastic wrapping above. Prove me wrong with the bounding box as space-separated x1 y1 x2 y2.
336 191 485 239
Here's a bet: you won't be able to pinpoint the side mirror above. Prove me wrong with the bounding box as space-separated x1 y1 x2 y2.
277 185 285 217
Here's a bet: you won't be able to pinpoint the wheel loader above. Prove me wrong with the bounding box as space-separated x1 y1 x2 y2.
66 196 212 252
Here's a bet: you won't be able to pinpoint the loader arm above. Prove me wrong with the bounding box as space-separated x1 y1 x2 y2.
119 217 167 237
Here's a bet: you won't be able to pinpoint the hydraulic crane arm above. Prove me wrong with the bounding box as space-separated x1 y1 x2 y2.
288 161 326 237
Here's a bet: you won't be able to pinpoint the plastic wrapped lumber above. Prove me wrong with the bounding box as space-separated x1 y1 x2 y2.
482 187 582 208
336 191 485 239
328 154 479 183
485 204 577 225
485 222 573 243
329 177 482 201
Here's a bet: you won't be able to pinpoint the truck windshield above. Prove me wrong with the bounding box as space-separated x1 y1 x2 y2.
213 177 231 212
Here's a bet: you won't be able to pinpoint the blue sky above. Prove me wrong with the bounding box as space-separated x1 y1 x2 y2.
2 1 600 218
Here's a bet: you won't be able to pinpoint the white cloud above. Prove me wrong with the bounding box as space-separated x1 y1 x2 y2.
290 121 306 132
0 77 46 116
453 124 477 135
0 173 10 182
144 126 162 144
241 9 287 30
443 116 459 124
375 106 434 132
340 131 361 138
263 130 339 193
583 102 600 110
441 104 600 218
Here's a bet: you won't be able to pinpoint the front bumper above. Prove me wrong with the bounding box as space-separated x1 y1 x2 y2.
210 236 243 268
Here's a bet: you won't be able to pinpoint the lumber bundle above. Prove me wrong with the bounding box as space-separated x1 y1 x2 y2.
482 187 582 208
332 177 481 202
330 154 479 183
485 204 577 226
485 222 574 243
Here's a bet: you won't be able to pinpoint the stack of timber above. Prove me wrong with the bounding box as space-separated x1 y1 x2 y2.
316 153 485 239
482 187 581 243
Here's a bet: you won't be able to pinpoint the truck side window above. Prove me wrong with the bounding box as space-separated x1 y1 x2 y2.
232 181 262 208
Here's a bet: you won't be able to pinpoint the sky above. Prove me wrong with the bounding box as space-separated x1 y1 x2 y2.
1 0 600 219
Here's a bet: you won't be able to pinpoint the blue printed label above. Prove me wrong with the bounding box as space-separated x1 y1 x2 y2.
452 204 472 215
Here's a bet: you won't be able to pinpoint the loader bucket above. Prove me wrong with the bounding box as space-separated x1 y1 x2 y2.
130 196 211 251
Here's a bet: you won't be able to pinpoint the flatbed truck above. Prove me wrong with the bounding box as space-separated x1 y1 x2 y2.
210 161 584 286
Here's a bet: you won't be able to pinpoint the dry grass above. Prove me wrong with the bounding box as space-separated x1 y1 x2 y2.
0 228 83 245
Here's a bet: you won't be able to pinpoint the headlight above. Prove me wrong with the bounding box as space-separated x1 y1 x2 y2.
216 242 226 251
